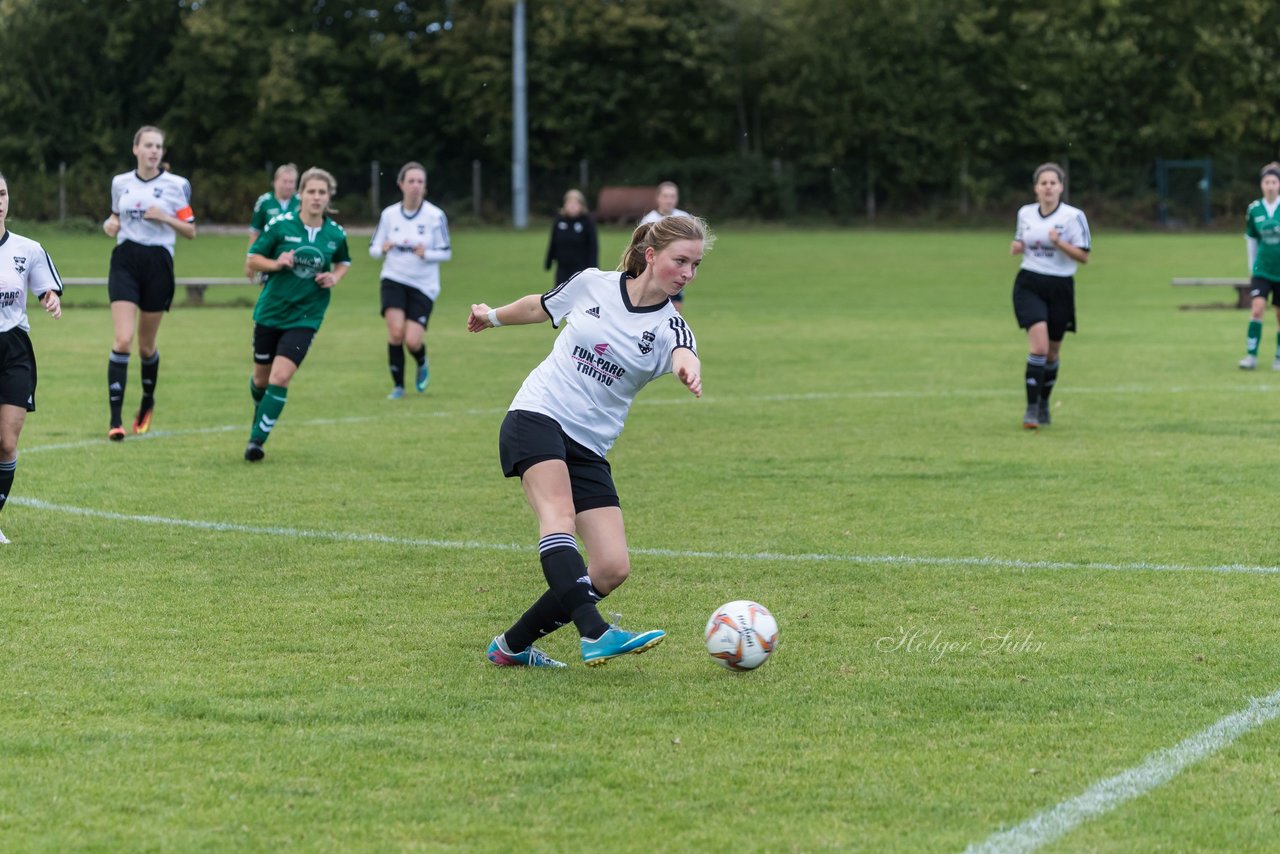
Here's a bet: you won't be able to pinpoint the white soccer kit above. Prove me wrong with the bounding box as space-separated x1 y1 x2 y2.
369 201 451 300
509 269 697 457
110 170 195 256
0 232 62 333
1014 202 1091 277
639 207 691 225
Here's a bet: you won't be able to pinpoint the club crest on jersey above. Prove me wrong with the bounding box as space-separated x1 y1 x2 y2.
12 256 26 274
417 224 426 235
153 188 163 198
593 342 609 357
638 330 655 355
586 306 601 318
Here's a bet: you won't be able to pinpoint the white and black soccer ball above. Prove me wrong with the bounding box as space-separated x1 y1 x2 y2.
704 600 778 671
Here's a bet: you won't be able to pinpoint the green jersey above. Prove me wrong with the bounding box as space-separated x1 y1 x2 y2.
251 212 351 331
250 192 300 232
1246 198 1280 281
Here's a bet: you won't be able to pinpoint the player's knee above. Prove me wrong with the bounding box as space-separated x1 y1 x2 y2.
0 437 16 459
592 555 630 590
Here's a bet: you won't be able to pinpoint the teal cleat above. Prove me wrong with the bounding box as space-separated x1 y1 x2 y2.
486 636 566 668
387 386 406 400
415 361 429 393
581 625 666 667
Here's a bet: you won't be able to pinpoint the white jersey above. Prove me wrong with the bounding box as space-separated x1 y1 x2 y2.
0 231 63 333
110 170 195 256
639 207 690 225
368 201 451 299
509 268 697 457
1014 202 1091 277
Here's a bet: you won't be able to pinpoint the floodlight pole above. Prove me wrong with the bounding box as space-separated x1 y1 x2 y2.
512 1 529 229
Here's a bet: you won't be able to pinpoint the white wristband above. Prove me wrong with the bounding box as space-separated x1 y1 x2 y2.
487 308 503 327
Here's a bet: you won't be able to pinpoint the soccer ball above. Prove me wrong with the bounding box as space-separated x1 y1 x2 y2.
704 600 778 671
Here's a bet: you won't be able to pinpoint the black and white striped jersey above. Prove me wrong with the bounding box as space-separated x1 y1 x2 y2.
110 170 194 256
368 201 450 299
509 268 697 457
0 231 62 333
1014 202 1091 277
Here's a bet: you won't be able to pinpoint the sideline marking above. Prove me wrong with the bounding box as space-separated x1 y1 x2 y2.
10 497 1280 576
965 686 1280 853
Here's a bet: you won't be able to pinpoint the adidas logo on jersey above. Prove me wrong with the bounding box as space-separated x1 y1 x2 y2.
586 306 601 318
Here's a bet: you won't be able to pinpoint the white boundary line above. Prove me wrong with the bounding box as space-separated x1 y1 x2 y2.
10 496 1280 576
965 686 1280 853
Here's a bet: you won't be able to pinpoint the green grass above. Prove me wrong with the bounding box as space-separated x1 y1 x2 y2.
3 224 1279 850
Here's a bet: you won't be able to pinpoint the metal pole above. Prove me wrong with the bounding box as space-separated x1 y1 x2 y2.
512 1 528 229
370 160 381 217
58 161 66 223
579 158 588 192
473 159 482 219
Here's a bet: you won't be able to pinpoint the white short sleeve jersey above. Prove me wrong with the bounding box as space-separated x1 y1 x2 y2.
110 170 195 256
1014 202 1091 277
0 231 63 333
639 207 691 225
509 269 697 457
368 201 451 300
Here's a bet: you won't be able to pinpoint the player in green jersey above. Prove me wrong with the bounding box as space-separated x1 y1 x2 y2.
244 164 299 280
1239 162 1280 370
243 167 351 461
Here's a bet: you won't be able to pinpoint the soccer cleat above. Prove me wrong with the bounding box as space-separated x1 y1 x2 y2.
132 402 154 435
1272 357 1280 371
486 636 567 668
581 625 666 667
1240 355 1258 370
0 528 9 544
1022 405 1039 430
415 361 429 393
244 441 265 462
387 386 406 400
108 426 126 441
1038 400 1052 426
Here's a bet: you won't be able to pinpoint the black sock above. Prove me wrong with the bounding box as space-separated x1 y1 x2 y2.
409 344 426 367
0 457 14 513
388 343 405 387
108 350 130 427
1041 360 1059 403
504 580 608 652
139 351 159 408
539 533 608 639
1025 354 1047 406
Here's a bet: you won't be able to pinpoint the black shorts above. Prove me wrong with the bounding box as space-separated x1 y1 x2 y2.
108 240 175 312
1012 269 1076 339
253 324 317 368
380 279 434 328
1248 276 1280 304
0 328 37 411
498 410 620 513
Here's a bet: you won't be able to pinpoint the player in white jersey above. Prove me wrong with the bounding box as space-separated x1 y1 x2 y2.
369 162 451 398
639 181 692 312
101 126 196 441
1010 162 1091 429
469 215 710 669
0 172 64 544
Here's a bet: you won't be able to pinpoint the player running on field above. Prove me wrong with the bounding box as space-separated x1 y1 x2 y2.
1238 163 1280 370
369 161 450 399
243 167 351 462
102 125 196 441
470 214 710 668
1010 162 1091 429
0 172 64 544
245 163 300 280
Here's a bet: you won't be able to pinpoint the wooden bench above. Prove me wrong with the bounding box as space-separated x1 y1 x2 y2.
594 186 657 223
61 276 248 306
1171 277 1253 309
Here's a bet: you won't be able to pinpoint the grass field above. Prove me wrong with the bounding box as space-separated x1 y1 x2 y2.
3 222 1280 851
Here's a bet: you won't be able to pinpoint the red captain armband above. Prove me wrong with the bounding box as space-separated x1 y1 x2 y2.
176 205 195 222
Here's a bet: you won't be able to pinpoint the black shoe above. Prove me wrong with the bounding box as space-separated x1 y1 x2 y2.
1038 400 1051 425
244 441 265 462
1022 405 1039 429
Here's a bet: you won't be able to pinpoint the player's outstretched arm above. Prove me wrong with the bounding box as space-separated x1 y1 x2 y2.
468 294 546 332
673 348 702 398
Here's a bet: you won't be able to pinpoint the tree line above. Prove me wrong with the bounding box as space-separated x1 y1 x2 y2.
1 0 1279 224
